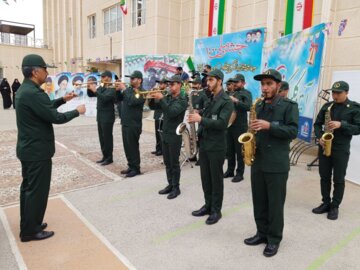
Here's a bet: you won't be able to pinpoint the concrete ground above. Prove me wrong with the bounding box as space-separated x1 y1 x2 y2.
1 103 360 270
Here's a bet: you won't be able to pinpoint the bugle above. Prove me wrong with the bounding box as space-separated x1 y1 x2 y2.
135 88 168 99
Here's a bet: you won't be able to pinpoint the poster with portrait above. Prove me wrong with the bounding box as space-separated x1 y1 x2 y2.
194 28 265 98
124 54 192 90
262 23 328 142
43 72 113 117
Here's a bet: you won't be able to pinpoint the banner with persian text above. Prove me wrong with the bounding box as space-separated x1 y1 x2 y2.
262 23 328 142
194 28 265 98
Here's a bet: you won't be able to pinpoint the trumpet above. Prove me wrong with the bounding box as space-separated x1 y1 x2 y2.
73 81 128 88
135 88 168 99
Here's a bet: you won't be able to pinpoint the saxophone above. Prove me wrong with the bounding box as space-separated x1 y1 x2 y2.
321 103 334 157
176 90 198 159
238 98 263 166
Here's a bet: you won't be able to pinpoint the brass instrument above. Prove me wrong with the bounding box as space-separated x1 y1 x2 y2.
321 103 334 157
134 88 168 99
73 81 126 88
176 89 198 159
238 98 263 166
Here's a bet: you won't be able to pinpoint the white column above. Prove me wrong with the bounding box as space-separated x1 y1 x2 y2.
266 0 276 42
225 0 233 33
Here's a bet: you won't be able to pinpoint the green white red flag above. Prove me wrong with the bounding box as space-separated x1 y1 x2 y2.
120 0 127 15
208 0 226 37
285 0 314 35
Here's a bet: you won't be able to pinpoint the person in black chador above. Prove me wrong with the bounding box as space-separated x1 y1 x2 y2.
1 78 12 109
12 79 21 109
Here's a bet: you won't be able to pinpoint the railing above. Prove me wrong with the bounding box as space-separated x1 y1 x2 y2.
0 32 48 48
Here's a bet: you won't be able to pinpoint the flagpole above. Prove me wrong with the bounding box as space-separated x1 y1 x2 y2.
121 12 125 81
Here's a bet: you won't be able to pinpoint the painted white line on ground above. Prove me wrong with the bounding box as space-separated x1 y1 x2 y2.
0 208 28 270
60 195 137 270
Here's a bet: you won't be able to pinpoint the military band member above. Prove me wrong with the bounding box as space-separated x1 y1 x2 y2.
149 75 188 199
225 79 235 94
312 81 360 220
88 70 116 166
188 76 209 164
278 81 289 98
16 54 86 242
117 71 145 177
151 78 167 156
224 74 253 182
189 69 233 225
244 69 298 257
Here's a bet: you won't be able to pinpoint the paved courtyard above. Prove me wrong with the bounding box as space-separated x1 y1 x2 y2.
1 106 360 270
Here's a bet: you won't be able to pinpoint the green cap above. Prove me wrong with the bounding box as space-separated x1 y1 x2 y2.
189 76 202 84
22 54 57 68
156 77 168 84
100 70 112 78
330 81 349 92
231 73 245 82
166 75 182 83
125 70 143 79
207 69 224 81
279 81 289 92
254 69 282 82
226 79 235 85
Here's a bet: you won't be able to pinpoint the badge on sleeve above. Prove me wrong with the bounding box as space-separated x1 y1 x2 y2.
212 114 218 120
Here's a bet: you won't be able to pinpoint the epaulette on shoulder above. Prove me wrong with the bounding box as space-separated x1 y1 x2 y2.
283 97 297 104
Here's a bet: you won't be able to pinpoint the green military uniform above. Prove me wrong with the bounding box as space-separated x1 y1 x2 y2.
251 95 298 245
198 89 233 213
153 108 163 153
191 90 209 114
227 86 252 178
16 70 79 236
149 92 187 189
95 85 116 162
314 82 360 210
117 86 145 173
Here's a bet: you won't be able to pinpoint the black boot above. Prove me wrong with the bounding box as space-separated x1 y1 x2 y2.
327 207 339 220
167 187 180 199
158 185 172 195
312 203 330 214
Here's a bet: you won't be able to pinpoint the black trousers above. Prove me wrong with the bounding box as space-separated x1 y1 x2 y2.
97 121 114 161
20 159 52 236
251 168 288 245
155 119 163 153
226 126 245 176
318 147 349 208
122 125 141 172
199 150 226 213
162 137 182 188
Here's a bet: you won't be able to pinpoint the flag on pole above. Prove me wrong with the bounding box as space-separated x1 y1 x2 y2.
186 57 195 73
120 0 127 15
208 0 226 37
285 0 314 35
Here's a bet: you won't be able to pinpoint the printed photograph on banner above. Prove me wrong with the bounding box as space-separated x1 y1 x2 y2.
262 23 327 142
194 28 265 99
124 54 192 90
41 76 55 100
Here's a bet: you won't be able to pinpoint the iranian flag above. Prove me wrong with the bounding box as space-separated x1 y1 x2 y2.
120 0 127 15
285 0 314 35
208 0 226 37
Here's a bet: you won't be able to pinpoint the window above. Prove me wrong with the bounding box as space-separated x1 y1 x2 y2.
103 4 122 35
132 0 146 27
88 15 96 39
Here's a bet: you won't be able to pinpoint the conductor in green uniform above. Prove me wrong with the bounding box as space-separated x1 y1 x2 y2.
224 73 252 182
189 69 233 225
312 81 360 220
244 69 298 257
117 71 145 177
88 70 116 165
149 75 187 199
16 54 86 242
